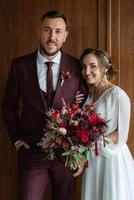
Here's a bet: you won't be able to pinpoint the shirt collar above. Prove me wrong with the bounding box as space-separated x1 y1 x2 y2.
37 49 61 66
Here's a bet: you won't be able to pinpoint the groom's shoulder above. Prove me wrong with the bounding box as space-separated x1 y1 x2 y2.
12 50 37 63
62 52 80 64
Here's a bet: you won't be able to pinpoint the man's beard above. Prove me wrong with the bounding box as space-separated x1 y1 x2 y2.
40 43 60 57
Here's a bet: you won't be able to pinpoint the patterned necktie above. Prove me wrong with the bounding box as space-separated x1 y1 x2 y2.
46 61 54 105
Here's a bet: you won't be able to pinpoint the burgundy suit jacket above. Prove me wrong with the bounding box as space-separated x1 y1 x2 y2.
2 50 87 147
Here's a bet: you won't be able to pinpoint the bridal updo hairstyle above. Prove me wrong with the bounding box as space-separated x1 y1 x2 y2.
80 48 117 81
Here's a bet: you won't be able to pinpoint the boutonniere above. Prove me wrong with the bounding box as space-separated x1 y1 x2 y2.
60 71 71 86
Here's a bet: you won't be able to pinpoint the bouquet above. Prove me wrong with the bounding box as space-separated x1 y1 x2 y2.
38 98 108 170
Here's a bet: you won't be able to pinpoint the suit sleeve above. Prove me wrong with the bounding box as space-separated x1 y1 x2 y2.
2 61 22 144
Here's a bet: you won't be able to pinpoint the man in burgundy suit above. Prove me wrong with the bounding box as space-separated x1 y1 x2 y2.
2 10 87 200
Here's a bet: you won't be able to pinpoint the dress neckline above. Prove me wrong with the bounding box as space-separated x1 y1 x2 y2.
91 85 115 105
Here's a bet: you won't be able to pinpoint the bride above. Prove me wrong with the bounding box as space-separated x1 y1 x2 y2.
74 48 134 200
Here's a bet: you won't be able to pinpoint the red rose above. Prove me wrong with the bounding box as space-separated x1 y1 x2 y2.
52 110 61 120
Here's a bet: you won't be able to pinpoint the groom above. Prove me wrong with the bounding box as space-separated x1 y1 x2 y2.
2 10 87 200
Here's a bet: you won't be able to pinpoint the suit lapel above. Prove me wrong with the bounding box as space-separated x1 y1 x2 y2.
52 53 72 108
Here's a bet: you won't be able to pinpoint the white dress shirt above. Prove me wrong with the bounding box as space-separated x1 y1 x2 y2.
37 50 61 92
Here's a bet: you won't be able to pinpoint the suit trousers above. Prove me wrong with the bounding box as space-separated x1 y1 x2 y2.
17 150 75 200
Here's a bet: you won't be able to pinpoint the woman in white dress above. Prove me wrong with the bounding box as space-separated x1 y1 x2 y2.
75 48 134 200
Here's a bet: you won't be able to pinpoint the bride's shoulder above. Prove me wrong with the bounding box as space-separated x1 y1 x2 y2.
107 85 130 102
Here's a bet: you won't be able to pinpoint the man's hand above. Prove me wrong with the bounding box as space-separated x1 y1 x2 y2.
15 140 30 151
73 167 84 178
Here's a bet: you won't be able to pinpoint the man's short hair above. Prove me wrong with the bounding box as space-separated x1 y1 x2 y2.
41 10 67 25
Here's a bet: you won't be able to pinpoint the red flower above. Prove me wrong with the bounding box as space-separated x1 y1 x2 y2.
84 104 94 112
76 129 89 143
61 71 71 80
38 99 108 170
68 108 75 118
60 71 71 86
59 121 69 128
51 110 61 120
71 103 79 110
88 113 104 126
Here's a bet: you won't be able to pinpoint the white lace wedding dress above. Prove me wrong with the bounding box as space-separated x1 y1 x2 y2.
81 86 134 200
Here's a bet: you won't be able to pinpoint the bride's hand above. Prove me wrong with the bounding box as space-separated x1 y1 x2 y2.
75 91 84 104
73 167 84 177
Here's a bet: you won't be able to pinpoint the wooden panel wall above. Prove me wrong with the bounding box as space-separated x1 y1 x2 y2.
120 0 134 153
106 0 134 153
0 0 134 199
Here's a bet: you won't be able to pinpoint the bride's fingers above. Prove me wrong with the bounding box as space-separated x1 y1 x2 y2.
73 167 83 177
75 94 84 103
76 91 84 97
76 91 80 95
76 94 84 98
76 99 84 104
75 92 85 103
